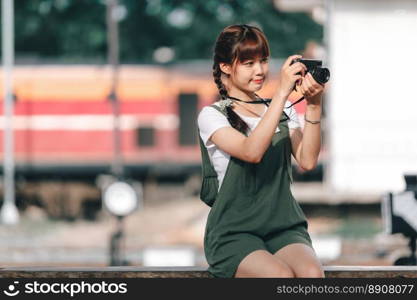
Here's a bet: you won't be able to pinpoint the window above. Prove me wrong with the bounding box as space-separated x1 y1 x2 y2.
137 126 155 147
178 93 198 146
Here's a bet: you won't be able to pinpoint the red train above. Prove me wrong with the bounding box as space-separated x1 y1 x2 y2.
0 63 316 219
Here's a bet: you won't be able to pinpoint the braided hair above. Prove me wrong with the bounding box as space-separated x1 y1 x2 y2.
212 24 270 134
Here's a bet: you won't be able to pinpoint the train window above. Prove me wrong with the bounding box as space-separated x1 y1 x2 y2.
178 93 198 146
137 126 155 147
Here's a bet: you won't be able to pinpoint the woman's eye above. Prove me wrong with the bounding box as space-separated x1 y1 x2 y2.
245 61 253 65
261 58 268 63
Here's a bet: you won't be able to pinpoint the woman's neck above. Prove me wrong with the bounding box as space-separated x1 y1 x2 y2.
227 88 257 102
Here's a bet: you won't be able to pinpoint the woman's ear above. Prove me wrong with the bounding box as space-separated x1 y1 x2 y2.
219 63 231 75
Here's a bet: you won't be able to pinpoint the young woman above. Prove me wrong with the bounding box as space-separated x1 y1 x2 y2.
197 24 326 278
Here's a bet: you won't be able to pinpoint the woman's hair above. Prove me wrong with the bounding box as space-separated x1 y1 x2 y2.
212 24 270 134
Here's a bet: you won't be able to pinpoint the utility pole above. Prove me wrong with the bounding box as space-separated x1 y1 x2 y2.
1 0 18 225
106 0 123 178
105 0 128 266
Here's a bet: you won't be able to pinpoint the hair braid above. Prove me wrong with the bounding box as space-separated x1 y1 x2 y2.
212 62 249 134
212 63 228 100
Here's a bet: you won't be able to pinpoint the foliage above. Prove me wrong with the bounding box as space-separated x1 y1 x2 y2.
3 0 323 63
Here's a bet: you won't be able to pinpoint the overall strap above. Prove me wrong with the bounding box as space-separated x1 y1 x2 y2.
209 104 227 118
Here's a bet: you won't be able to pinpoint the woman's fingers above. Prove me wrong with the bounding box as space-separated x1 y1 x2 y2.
303 73 324 97
307 73 325 92
303 74 314 93
276 55 310 99
305 73 318 87
293 74 303 82
292 70 327 98
283 54 302 69
287 62 307 75
289 74 303 94
297 82 305 95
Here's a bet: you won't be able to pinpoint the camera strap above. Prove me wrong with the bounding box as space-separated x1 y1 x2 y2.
227 94 305 109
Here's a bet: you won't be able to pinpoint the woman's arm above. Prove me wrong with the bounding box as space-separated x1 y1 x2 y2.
290 72 324 170
290 101 322 171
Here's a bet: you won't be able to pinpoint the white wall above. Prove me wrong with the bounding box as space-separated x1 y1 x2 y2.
326 0 417 193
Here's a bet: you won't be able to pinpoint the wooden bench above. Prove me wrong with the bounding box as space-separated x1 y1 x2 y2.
1 266 417 278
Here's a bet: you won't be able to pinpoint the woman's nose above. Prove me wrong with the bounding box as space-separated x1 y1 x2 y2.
254 62 264 74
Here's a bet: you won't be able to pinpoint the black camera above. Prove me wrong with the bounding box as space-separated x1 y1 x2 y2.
291 58 330 85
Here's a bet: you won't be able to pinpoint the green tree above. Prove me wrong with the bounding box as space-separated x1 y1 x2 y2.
6 0 322 63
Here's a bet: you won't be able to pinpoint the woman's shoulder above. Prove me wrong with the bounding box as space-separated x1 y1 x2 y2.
207 101 221 109
198 102 229 127
198 101 223 117
197 102 231 146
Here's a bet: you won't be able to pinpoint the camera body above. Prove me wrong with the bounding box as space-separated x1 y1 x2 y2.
291 58 330 85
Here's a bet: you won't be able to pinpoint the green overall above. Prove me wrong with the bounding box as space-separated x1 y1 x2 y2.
199 104 313 278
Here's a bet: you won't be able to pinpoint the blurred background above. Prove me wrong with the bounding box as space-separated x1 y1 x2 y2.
0 0 416 268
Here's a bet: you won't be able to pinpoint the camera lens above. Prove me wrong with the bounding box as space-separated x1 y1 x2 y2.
310 67 330 85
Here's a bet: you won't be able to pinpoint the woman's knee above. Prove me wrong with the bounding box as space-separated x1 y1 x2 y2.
235 250 295 278
295 263 325 278
235 262 294 278
269 263 294 278
269 257 295 278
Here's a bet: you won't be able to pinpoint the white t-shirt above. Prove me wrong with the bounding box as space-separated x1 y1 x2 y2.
197 99 301 190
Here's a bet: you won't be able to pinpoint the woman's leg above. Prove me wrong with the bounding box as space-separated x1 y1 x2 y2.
234 249 295 278
273 243 325 278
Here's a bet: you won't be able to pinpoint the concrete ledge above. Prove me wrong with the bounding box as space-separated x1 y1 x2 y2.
1 266 417 278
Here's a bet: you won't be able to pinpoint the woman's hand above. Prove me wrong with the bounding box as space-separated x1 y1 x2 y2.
274 54 308 101
296 72 325 105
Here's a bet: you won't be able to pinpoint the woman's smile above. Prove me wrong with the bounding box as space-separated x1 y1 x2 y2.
252 78 264 84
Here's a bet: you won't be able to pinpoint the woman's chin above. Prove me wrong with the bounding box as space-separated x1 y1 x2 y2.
251 84 263 92
238 84 263 94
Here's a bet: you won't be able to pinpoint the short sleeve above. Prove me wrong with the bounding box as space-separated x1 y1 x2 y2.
197 106 231 149
284 100 301 129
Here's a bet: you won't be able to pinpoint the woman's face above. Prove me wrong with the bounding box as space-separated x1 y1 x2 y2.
229 56 269 93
